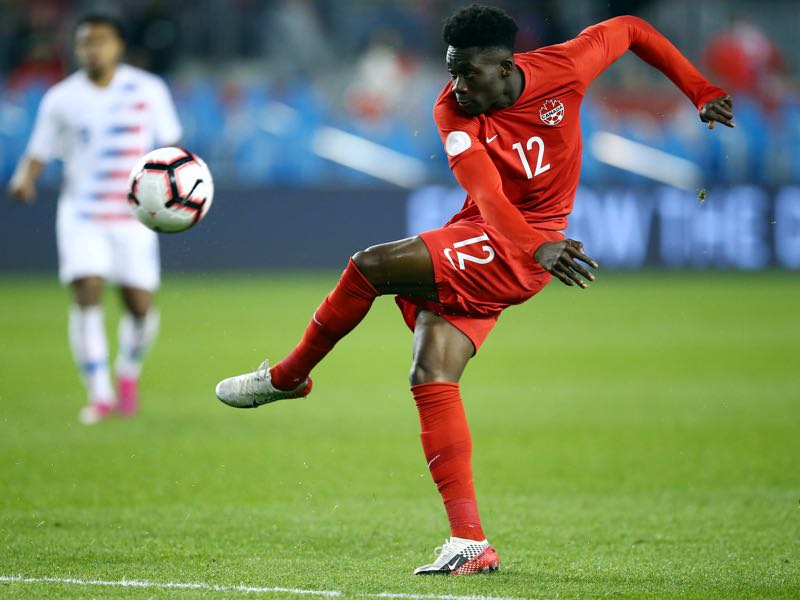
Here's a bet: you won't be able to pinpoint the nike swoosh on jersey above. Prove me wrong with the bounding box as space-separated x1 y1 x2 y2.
485 135 498 143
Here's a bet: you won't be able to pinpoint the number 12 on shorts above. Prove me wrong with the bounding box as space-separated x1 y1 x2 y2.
444 233 496 271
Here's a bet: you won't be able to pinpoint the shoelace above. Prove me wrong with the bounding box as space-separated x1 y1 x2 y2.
255 359 270 380
432 539 457 561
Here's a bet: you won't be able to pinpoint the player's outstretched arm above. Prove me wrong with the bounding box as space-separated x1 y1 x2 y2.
567 16 731 128
534 239 598 289
7 157 44 203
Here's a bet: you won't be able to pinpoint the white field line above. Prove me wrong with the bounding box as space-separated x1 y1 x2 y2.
0 576 340 597
372 595 532 600
0 575 535 600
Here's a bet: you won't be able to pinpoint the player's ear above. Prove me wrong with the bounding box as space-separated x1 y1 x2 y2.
498 58 514 78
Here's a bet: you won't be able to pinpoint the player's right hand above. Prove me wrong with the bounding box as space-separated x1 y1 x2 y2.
534 238 598 289
7 178 36 203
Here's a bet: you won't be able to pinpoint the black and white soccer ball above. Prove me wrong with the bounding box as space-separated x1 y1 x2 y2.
127 147 214 233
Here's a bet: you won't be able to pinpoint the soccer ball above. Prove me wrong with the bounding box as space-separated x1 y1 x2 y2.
127 147 214 233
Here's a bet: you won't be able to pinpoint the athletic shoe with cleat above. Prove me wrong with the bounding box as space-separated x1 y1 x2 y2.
215 359 312 408
79 401 114 425
116 376 138 417
414 537 500 575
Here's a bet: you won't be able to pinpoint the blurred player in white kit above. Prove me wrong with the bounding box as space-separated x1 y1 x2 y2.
7 15 182 424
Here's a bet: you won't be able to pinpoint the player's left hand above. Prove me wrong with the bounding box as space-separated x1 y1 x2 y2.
534 239 598 289
7 176 36 203
700 94 734 129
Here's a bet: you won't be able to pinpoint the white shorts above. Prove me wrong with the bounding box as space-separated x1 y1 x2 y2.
56 205 160 291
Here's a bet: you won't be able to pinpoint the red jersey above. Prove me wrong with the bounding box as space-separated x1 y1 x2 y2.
434 16 726 256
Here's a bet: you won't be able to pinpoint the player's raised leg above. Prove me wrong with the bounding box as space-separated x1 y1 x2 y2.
69 276 115 425
114 286 159 417
215 236 436 408
409 310 499 575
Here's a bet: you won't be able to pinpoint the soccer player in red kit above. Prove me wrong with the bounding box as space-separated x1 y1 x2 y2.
216 5 734 575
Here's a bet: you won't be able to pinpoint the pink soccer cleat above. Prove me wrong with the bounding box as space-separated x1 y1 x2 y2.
116 376 139 417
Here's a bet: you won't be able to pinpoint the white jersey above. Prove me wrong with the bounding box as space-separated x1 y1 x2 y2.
26 63 182 220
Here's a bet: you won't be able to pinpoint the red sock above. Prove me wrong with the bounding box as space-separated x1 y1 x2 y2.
270 259 378 390
412 382 485 541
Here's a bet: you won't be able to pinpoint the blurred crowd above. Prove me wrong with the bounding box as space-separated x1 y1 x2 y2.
1 0 798 187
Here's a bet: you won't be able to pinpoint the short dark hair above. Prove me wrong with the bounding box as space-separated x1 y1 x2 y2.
442 4 518 52
75 13 126 42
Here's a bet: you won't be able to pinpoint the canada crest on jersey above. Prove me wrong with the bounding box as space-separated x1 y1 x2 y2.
539 99 565 126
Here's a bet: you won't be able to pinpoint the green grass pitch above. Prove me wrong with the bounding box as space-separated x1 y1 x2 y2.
1 271 798 599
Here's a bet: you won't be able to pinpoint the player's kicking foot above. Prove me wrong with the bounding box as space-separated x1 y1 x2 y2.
414 537 500 575
215 359 312 408
116 376 138 417
79 402 114 425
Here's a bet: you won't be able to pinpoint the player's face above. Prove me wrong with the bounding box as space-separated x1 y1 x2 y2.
446 46 511 116
75 23 123 75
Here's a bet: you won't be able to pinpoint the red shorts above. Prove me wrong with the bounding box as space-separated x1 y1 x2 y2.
395 221 563 351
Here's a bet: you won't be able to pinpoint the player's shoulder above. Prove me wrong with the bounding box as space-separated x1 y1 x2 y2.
118 64 164 87
514 42 584 97
515 42 576 72
42 70 85 103
433 80 455 115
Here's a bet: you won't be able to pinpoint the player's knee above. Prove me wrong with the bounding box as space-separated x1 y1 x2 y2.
74 295 101 308
409 360 458 386
71 277 103 307
121 290 153 318
352 247 385 281
127 303 150 319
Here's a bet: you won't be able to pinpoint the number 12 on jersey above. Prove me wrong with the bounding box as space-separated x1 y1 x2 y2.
512 136 550 179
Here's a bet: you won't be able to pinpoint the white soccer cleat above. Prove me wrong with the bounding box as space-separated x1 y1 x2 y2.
414 537 500 575
79 402 113 425
215 359 312 409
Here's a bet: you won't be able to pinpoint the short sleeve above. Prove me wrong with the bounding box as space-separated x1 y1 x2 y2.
151 77 182 146
25 89 60 162
433 88 484 169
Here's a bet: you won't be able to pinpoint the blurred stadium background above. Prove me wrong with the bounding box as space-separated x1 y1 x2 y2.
0 0 798 271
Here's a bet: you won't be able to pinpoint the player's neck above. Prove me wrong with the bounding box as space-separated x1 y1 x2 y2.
86 65 118 88
492 65 525 110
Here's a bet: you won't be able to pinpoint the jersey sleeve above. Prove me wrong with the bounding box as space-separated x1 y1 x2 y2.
433 88 547 256
563 15 726 110
433 90 483 169
151 77 182 146
25 88 60 163
434 88 551 257
450 151 551 257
